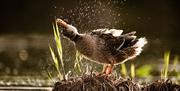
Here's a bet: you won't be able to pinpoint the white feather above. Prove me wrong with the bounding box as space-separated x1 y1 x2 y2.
120 38 147 63
109 29 123 36
133 37 147 56
93 29 123 37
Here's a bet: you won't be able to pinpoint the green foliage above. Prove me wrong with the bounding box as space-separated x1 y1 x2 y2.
53 22 65 75
173 55 180 78
49 22 65 80
173 55 178 70
74 51 83 73
120 63 127 78
130 63 135 79
136 65 152 77
161 51 170 80
47 70 55 83
169 55 179 78
49 45 63 80
48 20 86 80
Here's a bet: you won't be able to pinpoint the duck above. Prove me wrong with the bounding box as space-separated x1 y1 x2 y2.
56 18 147 74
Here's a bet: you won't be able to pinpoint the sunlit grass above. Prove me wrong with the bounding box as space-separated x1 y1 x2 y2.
130 63 135 79
173 55 178 70
74 51 83 73
49 45 63 80
136 65 152 77
120 63 127 78
48 20 86 80
53 22 65 77
48 22 65 80
161 51 170 80
47 70 55 83
173 56 179 78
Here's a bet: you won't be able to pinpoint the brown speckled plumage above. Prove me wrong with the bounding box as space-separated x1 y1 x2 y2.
74 31 140 65
56 19 147 74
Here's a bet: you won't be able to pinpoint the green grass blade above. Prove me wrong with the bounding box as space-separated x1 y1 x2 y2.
164 51 170 79
130 63 135 79
74 51 83 73
55 21 60 38
49 45 59 68
47 70 55 83
53 23 65 79
173 55 178 70
49 45 63 80
161 51 170 79
49 22 66 80
120 63 127 78
54 31 63 65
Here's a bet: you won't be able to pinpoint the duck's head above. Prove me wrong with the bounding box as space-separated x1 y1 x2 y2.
56 18 79 40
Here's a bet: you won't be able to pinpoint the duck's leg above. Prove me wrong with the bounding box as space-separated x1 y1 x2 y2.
102 64 114 74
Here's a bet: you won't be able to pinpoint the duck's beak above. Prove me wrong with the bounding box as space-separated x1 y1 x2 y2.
56 18 68 28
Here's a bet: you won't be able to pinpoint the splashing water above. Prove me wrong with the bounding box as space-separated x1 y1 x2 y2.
53 0 127 32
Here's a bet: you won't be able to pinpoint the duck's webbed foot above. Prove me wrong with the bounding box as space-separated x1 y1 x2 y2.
102 64 114 74
95 64 114 77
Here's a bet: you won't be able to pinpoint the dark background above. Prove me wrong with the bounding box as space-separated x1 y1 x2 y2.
0 0 179 35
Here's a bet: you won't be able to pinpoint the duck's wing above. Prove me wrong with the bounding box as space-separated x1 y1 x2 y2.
91 29 147 63
92 29 123 37
95 29 146 57
92 29 137 49
114 37 147 64
118 31 137 49
92 29 146 53
104 31 138 55
92 28 125 52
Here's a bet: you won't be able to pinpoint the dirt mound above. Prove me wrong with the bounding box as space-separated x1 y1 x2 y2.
53 74 180 91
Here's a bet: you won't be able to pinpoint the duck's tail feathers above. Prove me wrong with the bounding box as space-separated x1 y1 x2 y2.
133 37 147 56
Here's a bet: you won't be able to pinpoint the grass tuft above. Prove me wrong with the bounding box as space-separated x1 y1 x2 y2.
47 70 55 83
131 63 135 79
173 55 178 70
49 21 65 80
74 51 83 73
120 63 127 78
49 45 63 80
161 51 170 80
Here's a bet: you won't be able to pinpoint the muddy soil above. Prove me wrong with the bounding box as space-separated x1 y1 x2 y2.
53 74 180 91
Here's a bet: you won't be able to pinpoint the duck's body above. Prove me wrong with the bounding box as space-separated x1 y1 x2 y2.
74 32 133 65
75 33 115 64
57 19 147 74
